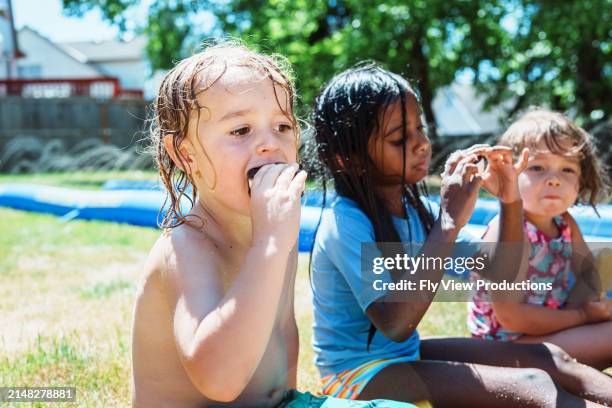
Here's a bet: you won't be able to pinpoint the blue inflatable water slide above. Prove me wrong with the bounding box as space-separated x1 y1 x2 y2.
1 182 611 254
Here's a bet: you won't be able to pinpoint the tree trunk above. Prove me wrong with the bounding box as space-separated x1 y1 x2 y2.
576 41 606 116
409 33 437 138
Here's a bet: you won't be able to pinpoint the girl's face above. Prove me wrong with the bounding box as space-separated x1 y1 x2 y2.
518 139 581 218
368 95 431 185
187 67 297 215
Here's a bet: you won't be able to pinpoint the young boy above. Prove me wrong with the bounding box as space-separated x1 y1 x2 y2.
131 43 414 408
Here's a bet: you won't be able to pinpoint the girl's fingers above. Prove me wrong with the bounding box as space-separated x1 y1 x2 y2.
463 163 479 184
288 170 307 198
469 172 484 192
444 145 491 177
443 150 464 177
464 144 491 155
483 147 512 165
514 147 530 173
454 154 479 176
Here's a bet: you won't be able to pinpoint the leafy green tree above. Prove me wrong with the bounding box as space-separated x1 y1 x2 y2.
62 0 610 128
475 0 611 124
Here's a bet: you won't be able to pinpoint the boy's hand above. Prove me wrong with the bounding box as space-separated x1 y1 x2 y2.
481 147 529 203
439 146 485 233
250 163 307 253
580 301 611 324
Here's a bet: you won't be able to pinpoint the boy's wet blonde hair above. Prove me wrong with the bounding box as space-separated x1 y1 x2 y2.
499 109 610 210
149 40 299 228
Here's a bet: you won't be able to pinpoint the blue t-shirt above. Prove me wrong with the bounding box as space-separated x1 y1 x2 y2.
311 195 475 376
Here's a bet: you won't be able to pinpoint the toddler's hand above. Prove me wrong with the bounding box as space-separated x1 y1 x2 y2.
606 298 612 315
580 301 611 324
439 146 485 232
250 163 307 253
481 146 529 203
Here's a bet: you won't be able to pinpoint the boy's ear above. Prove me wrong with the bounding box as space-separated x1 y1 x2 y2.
163 134 198 175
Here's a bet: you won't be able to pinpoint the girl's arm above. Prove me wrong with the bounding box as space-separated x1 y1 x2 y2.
564 212 602 303
366 150 484 342
477 146 530 285
366 146 528 342
366 218 459 342
492 299 610 335
476 202 530 286
492 301 589 335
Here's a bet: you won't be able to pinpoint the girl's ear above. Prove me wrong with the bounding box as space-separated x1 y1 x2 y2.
336 153 367 175
335 154 346 170
163 134 199 175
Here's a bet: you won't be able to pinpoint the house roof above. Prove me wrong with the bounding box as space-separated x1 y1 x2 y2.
18 26 105 75
59 36 146 63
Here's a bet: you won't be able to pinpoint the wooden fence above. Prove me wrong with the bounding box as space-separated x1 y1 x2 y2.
0 97 148 150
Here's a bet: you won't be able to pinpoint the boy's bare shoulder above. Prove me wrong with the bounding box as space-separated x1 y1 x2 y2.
142 224 222 302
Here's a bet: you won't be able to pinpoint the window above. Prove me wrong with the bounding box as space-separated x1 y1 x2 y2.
17 64 42 79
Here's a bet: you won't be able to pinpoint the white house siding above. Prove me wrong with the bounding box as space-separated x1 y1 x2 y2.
14 28 101 79
91 60 147 90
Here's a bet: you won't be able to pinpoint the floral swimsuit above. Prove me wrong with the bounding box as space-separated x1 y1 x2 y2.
467 215 573 341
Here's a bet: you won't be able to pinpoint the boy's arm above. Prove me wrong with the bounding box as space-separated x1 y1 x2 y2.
163 232 292 403
283 248 299 389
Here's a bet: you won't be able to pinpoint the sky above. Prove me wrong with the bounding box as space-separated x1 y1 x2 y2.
12 0 148 43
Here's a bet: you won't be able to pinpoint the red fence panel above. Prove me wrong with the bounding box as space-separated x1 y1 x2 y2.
0 77 142 99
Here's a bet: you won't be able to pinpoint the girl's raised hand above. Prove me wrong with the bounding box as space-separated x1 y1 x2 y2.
481 147 529 203
439 146 486 232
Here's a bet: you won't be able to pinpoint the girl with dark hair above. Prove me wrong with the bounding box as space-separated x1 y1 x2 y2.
310 64 612 407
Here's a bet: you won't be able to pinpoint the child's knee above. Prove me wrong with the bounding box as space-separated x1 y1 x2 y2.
541 342 578 370
518 342 574 372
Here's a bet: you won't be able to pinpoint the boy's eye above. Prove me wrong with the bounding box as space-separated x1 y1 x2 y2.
528 165 543 171
230 126 250 136
276 123 293 133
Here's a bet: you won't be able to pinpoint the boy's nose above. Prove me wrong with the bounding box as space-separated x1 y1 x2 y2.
255 131 281 155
